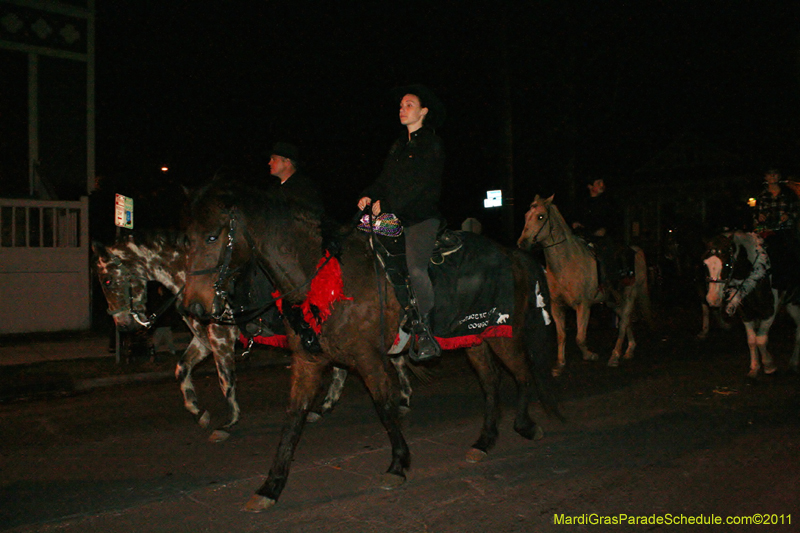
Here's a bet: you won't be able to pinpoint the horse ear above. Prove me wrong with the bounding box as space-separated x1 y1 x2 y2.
91 240 106 257
544 194 555 207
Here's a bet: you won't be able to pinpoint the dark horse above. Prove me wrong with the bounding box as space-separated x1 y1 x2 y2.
181 179 561 511
92 230 383 440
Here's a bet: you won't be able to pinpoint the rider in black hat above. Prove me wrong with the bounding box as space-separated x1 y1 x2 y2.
267 141 323 215
358 84 446 362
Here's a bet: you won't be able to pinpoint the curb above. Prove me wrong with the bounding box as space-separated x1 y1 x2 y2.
0 357 290 404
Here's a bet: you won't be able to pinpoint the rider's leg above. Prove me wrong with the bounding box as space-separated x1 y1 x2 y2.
405 218 441 362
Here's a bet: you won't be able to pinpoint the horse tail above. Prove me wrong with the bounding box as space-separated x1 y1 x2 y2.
634 248 655 328
512 251 565 422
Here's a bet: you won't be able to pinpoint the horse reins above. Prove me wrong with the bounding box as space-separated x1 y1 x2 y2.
188 208 337 324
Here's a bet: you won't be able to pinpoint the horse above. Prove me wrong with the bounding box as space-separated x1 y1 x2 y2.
702 231 800 378
517 195 651 376
93 231 245 442
181 179 560 511
92 231 390 439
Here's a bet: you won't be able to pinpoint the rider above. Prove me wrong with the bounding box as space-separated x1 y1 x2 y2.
753 168 800 291
267 142 324 215
357 84 445 362
571 177 623 298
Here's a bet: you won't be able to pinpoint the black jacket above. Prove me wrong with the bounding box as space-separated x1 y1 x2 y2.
362 126 444 226
268 171 324 215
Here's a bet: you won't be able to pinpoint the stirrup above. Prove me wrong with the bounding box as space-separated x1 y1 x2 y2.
409 322 441 363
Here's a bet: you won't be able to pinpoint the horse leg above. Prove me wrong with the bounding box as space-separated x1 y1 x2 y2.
174 334 212 428
464 343 502 463
575 303 598 362
307 366 348 422
207 324 239 442
486 338 544 442
743 321 763 378
609 293 636 367
756 319 778 376
244 356 329 512
552 304 568 376
697 302 711 340
786 303 800 372
355 355 410 490
391 356 413 415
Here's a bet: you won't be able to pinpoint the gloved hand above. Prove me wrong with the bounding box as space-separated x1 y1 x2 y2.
725 293 742 316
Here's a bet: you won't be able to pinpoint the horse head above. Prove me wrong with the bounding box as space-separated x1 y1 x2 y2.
92 240 151 331
517 194 558 250
182 180 259 322
702 233 736 308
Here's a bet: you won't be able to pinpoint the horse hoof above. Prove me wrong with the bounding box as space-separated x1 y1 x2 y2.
208 429 230 443
306 412 323 423
379 472 406 490
583 352 599 361
607 357 620 368
242 495 276 513
747 369 759 379
764 363 778 375
466 448 488 463
551 366 564 377
534 425 544 441
198 411 211 428
398 405 411 418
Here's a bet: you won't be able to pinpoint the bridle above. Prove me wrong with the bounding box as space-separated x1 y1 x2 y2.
99 255 149 328
528 203 566 249
187 208 335 322
703 240 740 297
100 254 181 329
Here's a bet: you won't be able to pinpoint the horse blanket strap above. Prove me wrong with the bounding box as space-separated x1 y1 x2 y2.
358 213 403 237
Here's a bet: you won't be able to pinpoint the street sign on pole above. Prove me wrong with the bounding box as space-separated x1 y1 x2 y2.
114 193 134 229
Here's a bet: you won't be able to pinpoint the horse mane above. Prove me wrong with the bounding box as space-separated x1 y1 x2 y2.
189 177 347 253
546 201 571 235
115 228 184 253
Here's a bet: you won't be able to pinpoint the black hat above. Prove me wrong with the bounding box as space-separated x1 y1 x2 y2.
270 142 300 164
392 84 446 129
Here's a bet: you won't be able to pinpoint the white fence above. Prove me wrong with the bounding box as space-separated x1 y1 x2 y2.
0 197 90 334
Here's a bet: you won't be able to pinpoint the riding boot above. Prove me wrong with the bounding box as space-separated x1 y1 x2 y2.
410 313 441 363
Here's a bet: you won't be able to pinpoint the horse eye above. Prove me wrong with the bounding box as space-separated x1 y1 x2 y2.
206 235 218 244
537 214 544 221
104 279 112 286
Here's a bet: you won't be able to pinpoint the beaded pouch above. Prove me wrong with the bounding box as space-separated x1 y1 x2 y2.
357 213 404 237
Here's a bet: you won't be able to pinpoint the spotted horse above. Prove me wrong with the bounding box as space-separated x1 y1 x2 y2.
703 230 800 378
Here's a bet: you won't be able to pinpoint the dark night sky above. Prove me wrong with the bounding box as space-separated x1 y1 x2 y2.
93 0 800 229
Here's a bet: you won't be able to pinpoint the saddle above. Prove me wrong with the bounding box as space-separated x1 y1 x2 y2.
586 239 636 288
430 229 464 265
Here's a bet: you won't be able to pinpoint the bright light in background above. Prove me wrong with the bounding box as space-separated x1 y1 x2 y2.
484 190 502 208
747 197 756 207
161 166 169 173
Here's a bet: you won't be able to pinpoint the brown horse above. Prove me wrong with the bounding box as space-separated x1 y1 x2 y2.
517 195 650 376
92 230 387 440
181 179 560 511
